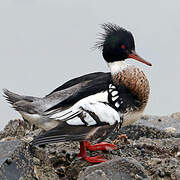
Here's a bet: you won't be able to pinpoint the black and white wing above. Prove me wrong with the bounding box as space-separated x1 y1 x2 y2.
45 72 112 112
32 101 123 146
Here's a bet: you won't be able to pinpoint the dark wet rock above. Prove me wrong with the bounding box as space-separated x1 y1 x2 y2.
78 157 150 180
0 140 22 167
0 140 36 180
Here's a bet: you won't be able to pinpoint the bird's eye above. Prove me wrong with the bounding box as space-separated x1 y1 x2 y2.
121 45 126 49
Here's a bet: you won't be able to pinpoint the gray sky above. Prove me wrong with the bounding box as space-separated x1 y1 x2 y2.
0 0 180 130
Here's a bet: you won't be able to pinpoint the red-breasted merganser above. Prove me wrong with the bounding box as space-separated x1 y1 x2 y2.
4 23 151 163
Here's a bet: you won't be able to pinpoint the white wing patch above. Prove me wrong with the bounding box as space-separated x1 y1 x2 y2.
49 91 120 126
109 84 119 101
50 91 107 120
109 84 116 90
66 116 85 125
111 90 118 96
67 102 120 126
115 102 120 108
112 96 119 101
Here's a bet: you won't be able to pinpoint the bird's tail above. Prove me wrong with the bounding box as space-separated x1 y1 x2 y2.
3 89 38 104
3 89 40 113
3 89 58 130
3 89 26 105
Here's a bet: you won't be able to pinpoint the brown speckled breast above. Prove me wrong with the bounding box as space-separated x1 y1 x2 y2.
113 65 150 110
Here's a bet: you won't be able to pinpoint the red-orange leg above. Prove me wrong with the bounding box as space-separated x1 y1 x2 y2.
85 141 118 151
78 141 108 163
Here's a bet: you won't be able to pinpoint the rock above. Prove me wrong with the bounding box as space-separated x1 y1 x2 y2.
138 115 180 133
171 112 180 120
0 116 180 179
120 138 180 180
0 119 31 140
111 115 180 141
149 158 162 166
0 140 36 180
0 140 21 167
81 170 109 180
111 124 174 141
165 127 176 133
175 168 180 179
78 157 149 180
175 152 180 158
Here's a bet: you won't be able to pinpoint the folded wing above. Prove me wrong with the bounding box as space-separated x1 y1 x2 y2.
32 101 122 146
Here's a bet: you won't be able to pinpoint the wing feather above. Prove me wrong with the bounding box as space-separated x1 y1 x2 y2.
45 72 111 112
31 121 119 146
31 121 100 146
47 72 108 96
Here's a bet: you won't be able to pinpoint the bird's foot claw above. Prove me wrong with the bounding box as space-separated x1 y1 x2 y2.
113 134 129 144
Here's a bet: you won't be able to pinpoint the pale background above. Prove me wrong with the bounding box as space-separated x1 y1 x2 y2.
0 0 180 130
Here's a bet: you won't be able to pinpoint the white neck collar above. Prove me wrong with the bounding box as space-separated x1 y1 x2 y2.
108 61 129 74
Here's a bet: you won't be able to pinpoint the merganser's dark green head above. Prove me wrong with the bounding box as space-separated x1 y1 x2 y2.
95 23 152 66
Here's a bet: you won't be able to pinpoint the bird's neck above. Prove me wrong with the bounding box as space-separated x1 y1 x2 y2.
108 61 129 75
108 62 150 111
